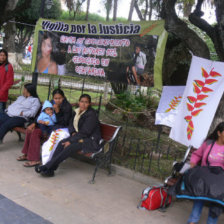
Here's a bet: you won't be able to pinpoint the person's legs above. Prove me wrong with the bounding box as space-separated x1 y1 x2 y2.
207 205 221 224
21 130 32 156
188 200 204 224
131 66 140 85
38 124 49 136
0 116 26 141
45 141 83 171
26 128 42 161
0 102 6 113
0 112 10 125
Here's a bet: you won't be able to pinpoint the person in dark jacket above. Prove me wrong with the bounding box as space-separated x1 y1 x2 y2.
35 94 101 177
0 49 14 113
17 89 72 167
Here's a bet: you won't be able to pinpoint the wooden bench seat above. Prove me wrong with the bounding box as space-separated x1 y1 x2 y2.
12 126 26 141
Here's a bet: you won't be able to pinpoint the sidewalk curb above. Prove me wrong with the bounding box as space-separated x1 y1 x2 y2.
111 164 162 186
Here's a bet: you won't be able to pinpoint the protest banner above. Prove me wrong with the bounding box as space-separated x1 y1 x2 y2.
155 86 185 127
31 19 168 88
169 56 224 148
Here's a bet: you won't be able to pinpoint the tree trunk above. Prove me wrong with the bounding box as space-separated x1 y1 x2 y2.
128 0 135 21
3 20 16 52
148 0 153 20
0 0 31 29
161 0 210 59
106 0 112 21
113 0 118 21
134 0 144 21
85 0 91 20
188 0 224 61
143 0 148 20
183 2 193 17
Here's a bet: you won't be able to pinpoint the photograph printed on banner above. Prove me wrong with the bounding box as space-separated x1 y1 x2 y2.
35 31 158 87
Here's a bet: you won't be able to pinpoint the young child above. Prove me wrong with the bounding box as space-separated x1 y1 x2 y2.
37 100 56 136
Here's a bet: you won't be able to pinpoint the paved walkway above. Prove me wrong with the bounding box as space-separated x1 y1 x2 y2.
1 132 224 224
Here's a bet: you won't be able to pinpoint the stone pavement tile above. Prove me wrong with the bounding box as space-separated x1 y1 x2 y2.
0 194 52 224
1 132 224 224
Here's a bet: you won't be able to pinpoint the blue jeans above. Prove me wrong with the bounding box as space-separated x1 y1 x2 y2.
188 200 218 224
0 112 26 141
0 102 6 113
38 123 53 136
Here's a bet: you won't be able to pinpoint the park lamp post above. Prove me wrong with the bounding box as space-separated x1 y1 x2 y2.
32 0 54 87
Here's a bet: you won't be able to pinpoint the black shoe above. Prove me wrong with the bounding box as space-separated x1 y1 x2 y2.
35 164 47 173
41 169 54 177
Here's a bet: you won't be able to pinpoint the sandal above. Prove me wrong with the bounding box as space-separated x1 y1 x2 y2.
23 161 40 167
17 155 27 161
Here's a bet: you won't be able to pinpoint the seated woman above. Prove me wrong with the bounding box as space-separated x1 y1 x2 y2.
0 83 40 143
35 94 101 177
187 122 224 224
17 89 72 167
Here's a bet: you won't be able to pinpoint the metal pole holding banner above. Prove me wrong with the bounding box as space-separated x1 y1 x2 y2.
81 78 86 95
32 72 38 88
97 95 102 117
47 77 51 100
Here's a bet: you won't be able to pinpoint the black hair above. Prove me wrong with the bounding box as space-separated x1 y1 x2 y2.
79 94 91 103
206 122 224 141
0 49 9 64
44 107 53 112
52 89 65 97
135 44 141 49
24 83 39 98
39 32 58 59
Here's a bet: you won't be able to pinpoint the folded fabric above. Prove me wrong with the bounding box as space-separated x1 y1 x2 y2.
169 166 224 206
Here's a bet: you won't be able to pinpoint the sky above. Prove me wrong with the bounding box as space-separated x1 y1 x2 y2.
61 0 216 24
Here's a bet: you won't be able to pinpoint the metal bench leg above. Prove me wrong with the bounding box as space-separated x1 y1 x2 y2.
89 164 99 184
107 163 112 176
16 132 23 142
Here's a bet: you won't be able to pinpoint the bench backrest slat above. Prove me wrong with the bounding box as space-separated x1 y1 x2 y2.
100 123 121 142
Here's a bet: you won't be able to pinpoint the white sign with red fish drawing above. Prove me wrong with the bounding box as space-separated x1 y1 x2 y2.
155 86 185 127
169 55 224 148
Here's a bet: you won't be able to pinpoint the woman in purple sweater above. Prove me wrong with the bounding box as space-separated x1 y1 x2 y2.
188 122 224 224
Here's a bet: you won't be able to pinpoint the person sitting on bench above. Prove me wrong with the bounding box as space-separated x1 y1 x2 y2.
17 89 72 167
0 83 40 144
35 94 101 177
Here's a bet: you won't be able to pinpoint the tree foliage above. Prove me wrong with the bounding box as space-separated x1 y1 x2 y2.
13 0 61 52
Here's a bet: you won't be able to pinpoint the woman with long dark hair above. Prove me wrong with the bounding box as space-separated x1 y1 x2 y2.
17 89 72 167
0 83 40 143
0 49 14 113
35 94 101 177
36 32 58 74
187 122 224 224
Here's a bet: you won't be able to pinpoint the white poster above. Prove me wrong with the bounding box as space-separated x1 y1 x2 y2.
170 56 224 148
155 86 185 127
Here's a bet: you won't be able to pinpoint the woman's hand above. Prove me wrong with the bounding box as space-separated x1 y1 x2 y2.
27 123 36 132
190 163 196 168
53 104 60 113
62 141 71 149
72 132 76 136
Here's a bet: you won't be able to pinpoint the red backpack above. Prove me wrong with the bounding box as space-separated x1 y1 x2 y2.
138 186 172 211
